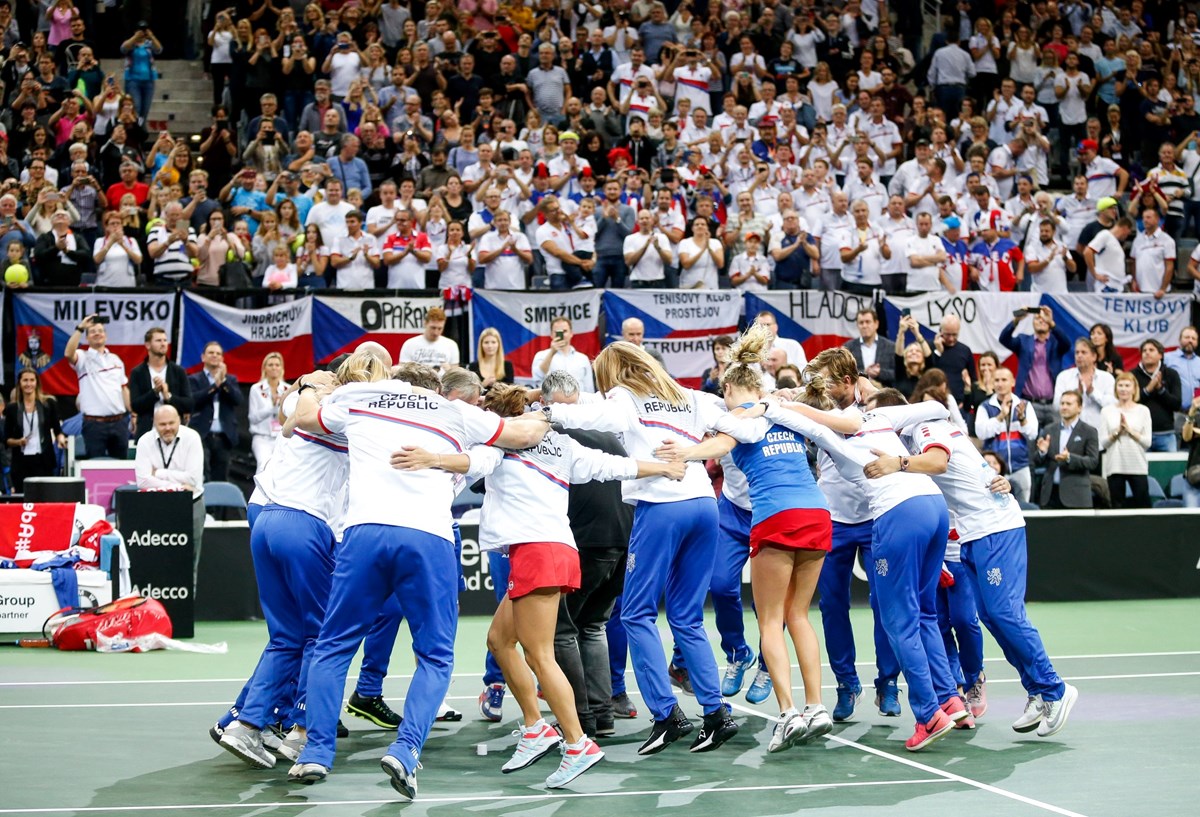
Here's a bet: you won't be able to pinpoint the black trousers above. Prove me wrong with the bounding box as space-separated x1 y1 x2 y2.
1107 473 1150 509
553 547 626 733
202 433 233 482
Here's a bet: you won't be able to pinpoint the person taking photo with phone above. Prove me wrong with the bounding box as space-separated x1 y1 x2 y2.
532 316 595 394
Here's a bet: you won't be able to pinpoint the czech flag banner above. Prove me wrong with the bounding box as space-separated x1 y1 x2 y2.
312 294 443 366
743 290 865 362
12 291 176 395
177 292 313 382
470 290 601 383
602 289 741 388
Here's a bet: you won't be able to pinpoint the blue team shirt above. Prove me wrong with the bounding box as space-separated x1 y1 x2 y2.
728 404 828 527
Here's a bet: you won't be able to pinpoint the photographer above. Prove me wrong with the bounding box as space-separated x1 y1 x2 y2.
119 22 162 123
198 107 237 192
242 120 288 182
60 160 106 251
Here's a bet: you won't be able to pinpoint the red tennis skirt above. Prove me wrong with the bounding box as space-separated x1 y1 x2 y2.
506 541 582 599
750 508 833 558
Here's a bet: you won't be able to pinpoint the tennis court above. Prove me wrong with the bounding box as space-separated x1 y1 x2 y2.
2 598 1197 817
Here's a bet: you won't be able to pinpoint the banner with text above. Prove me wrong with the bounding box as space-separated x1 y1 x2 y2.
883 292 1193 370
602 290 742 387
313 295 444 365
12 291 177 395
470 290 602 383
744 290 871 363
177 292 313 382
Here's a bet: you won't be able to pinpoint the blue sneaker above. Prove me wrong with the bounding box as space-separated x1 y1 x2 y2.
480 684 505 722
832 683 861 722
745 667 773 705
720 652 757 696
875 680 902 717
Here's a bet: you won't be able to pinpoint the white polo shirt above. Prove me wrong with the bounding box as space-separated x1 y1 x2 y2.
1130 228 1175 294
477 230 531 290
74 347 127 416
332 232 380 289
536 220 576 277
531 346 595 392
623 231 672 282
1086 228 1129 291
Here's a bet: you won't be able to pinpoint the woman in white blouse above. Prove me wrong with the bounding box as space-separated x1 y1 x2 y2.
93 210 142 286
678 217 724 289
435 220 474 289
248 352 288 474
1099 372 1153 509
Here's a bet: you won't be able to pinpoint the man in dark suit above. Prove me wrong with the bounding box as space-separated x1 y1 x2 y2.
1033 390 1099 509
843 307 895 386
188 341 242 482
129 327 193 439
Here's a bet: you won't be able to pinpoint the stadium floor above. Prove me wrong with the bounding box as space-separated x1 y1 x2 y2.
2 598 1197 817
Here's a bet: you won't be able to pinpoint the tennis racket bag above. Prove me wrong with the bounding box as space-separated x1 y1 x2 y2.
44 595 173 651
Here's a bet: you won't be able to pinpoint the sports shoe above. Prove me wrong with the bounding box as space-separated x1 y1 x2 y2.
277 726 307 761
347 691 402 729
768 708 804 753
218 721 276 769
502 719 563 772
479 684 506 722
1036 684 1079 738
1012 696 1044 733
720 652 757 696
208 723 224 745
380 754 418 802
797 704 833 744
262 722 285 752
669 663 694 696
595 718 616 738
544 737 604 788
690 703 739 753
637 703 694 755
436 700 463 722
875 679 902 717
611 692 638 719
904 709 954 752
940 697 975 730
965 675 988 719
287 762 328 784
746 667 773 704
336 719 349 738
832 683 862 722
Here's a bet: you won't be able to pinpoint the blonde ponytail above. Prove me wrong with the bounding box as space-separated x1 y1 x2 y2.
720 323 772 393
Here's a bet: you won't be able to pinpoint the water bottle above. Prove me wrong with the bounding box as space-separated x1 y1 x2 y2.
981 460 1008 507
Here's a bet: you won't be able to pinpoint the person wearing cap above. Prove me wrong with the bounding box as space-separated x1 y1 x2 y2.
728 230 773 292
969 209 1024 292
549 131 592 201
939 215 970 292
1075 194 1120 265
1077 138 1128 201
32 207 89 286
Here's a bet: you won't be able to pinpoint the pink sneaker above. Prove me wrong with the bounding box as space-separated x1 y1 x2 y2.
906 709 954 752
965 676 988 719
942 697 976 730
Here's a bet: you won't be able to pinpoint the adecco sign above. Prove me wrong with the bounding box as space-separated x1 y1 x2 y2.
116 491 195 638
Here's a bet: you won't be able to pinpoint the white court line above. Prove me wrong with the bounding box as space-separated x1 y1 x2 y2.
4 671 1198 709
0 778 952 814
3 650 1197 687
727 700 1090 817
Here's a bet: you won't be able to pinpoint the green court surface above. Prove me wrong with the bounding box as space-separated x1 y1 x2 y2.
2 599 1198 817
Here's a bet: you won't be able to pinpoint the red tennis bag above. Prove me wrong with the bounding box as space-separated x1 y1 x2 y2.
45 595 173 651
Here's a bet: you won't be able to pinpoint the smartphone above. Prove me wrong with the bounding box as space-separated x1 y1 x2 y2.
901 308 911 318
554 329 565 341
93 316 109 325
1024 306 1042 315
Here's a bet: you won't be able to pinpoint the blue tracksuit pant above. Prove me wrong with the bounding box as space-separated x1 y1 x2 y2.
819 519 900 691
870 495 957 723
936 560 984 688
239 506 336 730
608 594 629 695
961 528 1065 702
297 524 458 773
482 550 511 686
624 497 722 721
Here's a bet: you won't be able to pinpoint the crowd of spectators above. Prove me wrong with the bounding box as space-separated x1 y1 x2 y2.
1 0 1199 506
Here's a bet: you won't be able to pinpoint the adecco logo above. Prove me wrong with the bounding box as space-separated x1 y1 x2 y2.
132 583 190 600
127 531 189 547
0 595 36 607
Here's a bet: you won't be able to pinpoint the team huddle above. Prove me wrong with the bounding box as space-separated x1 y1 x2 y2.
207 324 1078 801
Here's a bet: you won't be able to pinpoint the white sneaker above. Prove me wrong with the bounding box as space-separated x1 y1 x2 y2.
1012 695 1043 733
276 726 307 762
544 737 604 788
1037 684 1078 738
798 704 833 744
219 721 276 769
436 700 464 722
501 719 563 773
768 708 803 753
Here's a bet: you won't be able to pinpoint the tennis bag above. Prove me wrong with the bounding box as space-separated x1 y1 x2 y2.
44 595 173 651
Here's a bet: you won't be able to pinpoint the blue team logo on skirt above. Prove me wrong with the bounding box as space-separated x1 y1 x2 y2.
874 558 888 577
987 567 1003 587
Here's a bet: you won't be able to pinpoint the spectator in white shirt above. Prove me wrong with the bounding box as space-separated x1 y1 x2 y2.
1054 338 1116 431
65 313 131 460
329 210 381 289
1084 216 1133 292
399 306 460 372
475 209 533 290
677 216 724 289
1129 209 1175 298
305 178 355 245
532 316 595 392
623 209 673 287
729 231 773 292
1025 219 1076 293
905 212 952 292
